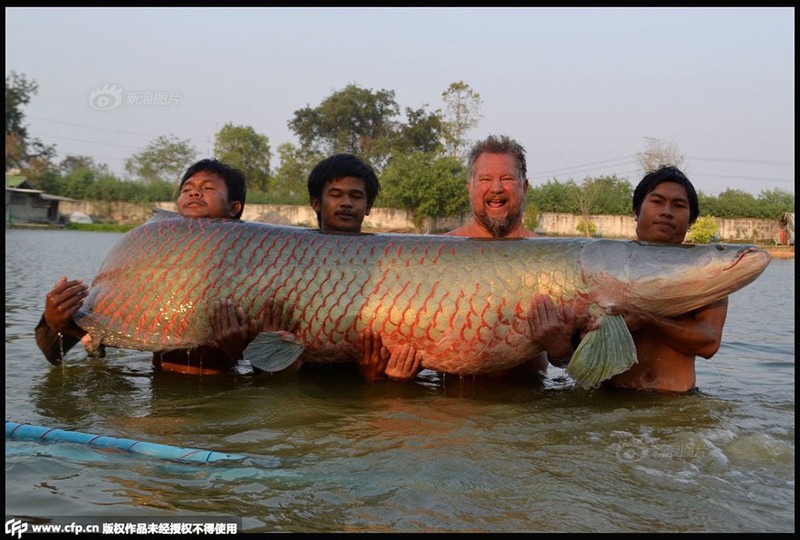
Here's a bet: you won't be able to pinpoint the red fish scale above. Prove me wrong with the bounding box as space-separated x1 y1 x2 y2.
76 215 600 374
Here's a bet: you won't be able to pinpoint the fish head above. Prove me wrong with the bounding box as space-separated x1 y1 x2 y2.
580 240 770 316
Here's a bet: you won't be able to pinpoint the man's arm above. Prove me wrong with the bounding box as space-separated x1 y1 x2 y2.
608 298 728 359
35 315 82 365
36 277 90 365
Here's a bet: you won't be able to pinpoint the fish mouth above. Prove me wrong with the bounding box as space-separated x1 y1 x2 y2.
724 246 767 271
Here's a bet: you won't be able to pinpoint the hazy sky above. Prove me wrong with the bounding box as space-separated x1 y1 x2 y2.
5 6 795 196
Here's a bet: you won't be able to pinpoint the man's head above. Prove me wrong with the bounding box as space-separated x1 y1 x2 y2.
307 154 380 233
466 135 529 237
177 159 246 219
633 165 699 244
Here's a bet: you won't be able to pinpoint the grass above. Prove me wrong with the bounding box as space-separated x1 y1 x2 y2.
64 222 137 233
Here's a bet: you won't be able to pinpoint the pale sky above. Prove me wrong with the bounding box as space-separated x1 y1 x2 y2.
5 6 795 196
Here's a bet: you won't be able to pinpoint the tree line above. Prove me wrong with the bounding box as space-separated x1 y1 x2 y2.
6 72 794 230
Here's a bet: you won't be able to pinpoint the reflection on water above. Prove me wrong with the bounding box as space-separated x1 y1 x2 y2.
4 229 795 532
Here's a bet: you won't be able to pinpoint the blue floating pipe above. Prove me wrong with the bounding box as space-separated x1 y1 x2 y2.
6 421 246 464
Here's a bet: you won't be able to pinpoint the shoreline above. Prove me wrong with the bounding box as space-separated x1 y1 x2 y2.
6 222 794 259
764 246 795 259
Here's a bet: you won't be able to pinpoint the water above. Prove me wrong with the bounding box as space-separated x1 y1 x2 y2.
4 228 795 533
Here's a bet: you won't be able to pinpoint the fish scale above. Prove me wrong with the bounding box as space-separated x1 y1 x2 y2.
75 212 769 380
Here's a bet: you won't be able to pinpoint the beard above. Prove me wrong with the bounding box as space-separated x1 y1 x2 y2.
473 203 521 238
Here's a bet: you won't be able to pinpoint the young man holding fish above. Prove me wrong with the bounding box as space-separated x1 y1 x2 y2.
528 166 730 393
35 158 257 375
303 153 424 382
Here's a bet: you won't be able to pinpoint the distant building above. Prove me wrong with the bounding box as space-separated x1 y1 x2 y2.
5 174 75 225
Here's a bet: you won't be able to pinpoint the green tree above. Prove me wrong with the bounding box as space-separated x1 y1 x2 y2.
5 71 56 170
391 106 444 155
288 84 400 170
522 194 540 231
591 175 633 215
268 142 322 205
60 155 108 177
125 135 197 183
381 151 468 231
686 215 719 244
441 81 483 158
529 178 579 214
706 188 758 219
755 188 795 219
571 177 606 237
214 123 271 192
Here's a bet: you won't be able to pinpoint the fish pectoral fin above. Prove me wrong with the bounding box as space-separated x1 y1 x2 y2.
566 314 637 390
245 331 304 373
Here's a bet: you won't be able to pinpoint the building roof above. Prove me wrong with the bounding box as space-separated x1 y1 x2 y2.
5 174 31 189
5 183 76 202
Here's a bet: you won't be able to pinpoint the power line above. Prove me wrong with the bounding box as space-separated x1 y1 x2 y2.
687 155 794 167
27 116 159 138
534 155 636 176
691 172 794 183
30 132 144 150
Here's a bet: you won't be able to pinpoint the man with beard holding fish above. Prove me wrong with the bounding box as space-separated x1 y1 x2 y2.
528 165 730 393
35 158 259 375
441 135 556 380
362 135 562 384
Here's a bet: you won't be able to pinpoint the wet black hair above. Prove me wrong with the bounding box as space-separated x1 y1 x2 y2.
179 158 246 219
632 165 699 226
307 153 381 209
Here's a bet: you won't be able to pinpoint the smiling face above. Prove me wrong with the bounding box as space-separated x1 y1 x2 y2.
635 181 691 244
310 176 371 233
467 152 528 237
177 171 241 219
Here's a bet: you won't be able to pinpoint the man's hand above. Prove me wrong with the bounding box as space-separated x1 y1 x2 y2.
383 343 423 382
356 329 390 381
44 276 88 333
356 330 422 382
527 294 576 360
210 299 252 361
259 297 296 334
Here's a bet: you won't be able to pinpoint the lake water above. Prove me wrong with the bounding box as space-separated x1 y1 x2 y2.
4 228 795 533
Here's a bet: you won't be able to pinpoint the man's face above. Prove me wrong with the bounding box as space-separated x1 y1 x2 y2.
467 152 528 237
635 181 691 244
177 171 240 219
310 176 370 233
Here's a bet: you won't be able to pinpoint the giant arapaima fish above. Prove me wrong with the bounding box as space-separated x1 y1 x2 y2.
74 212 770 388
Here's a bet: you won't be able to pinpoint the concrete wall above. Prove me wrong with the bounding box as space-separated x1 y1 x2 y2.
57 200 786 243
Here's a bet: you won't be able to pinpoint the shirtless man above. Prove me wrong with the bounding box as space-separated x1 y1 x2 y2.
445 134 538 239
445 135 548 379
36 158 257 375
529 165 728 392
307 153 423 382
